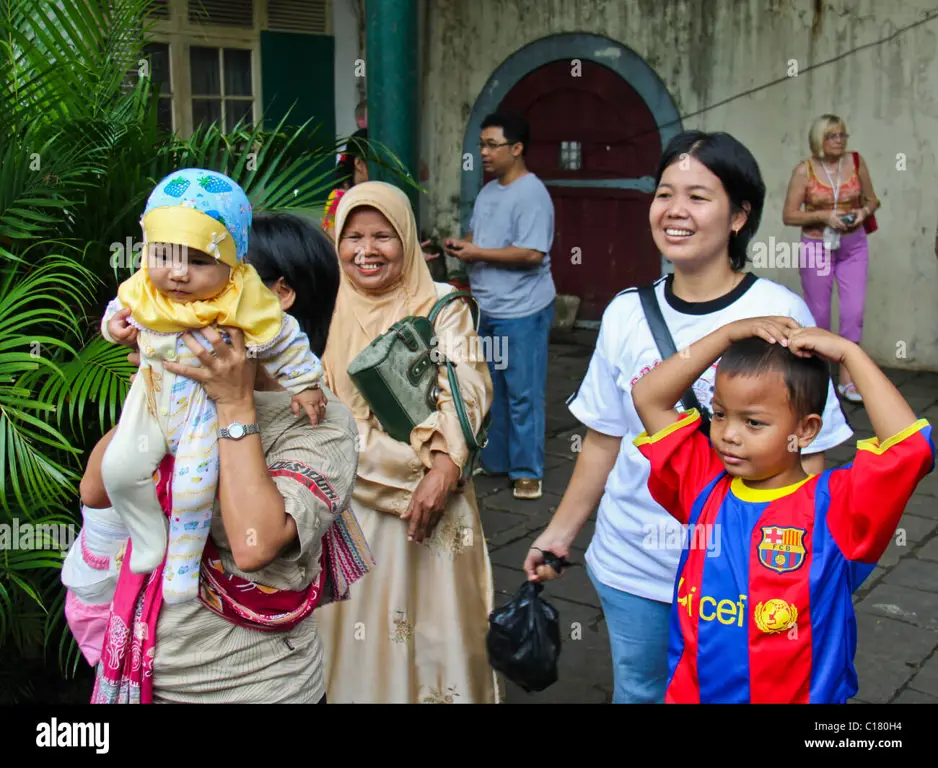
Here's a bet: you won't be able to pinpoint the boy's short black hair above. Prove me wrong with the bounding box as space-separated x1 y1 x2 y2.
481 112 530 155
717 337 828 419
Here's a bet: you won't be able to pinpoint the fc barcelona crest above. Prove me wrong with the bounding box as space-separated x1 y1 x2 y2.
758 526 807 574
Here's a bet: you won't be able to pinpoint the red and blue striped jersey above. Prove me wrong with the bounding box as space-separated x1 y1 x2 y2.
634 410 935 704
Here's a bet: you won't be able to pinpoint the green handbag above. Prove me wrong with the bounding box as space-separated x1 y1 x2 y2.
347 291 491 482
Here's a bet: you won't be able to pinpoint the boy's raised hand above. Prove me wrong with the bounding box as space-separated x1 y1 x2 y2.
724 315 802 347
291 386 327 426
785 326 852 364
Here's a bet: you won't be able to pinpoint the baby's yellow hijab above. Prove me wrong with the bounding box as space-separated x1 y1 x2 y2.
322 181 440 420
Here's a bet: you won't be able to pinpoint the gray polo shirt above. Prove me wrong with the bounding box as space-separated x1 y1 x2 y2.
467 172 556 319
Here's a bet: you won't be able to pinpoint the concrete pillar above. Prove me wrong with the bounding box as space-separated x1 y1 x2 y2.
364 0 419 214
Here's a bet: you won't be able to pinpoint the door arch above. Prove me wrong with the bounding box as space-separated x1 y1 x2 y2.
462 34 683 321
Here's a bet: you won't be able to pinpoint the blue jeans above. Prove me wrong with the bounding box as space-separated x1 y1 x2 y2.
477 301 553 480
587 564 671 703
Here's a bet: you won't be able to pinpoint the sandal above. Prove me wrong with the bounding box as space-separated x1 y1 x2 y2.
837 382 863 403
513 478 543 499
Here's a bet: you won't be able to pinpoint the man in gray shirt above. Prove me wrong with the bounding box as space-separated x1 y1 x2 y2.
444 113 555 499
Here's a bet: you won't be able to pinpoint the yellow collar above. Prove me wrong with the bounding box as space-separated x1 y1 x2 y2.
117 261 283 346
730 475 816 503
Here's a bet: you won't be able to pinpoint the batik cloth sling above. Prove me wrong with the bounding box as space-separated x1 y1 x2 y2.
347 290 490 483
91 454 374 704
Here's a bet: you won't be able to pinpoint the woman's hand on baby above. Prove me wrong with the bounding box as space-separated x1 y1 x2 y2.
291 386 327 426
108 307 139 347
163 326 256 409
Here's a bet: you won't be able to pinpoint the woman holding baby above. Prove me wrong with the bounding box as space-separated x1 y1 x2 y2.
68 191 371 704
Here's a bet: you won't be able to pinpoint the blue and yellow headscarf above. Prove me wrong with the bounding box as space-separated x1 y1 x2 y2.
117 168 283 346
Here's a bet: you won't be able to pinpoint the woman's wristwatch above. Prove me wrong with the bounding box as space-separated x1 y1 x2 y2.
219 421 260 440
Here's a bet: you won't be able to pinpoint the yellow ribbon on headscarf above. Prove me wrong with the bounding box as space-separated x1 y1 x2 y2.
118 206 284 347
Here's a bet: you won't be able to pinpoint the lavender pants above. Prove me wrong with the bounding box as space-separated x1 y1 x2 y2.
799 228 869 343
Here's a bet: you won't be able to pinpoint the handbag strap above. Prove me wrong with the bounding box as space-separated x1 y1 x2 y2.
637 284 710 431
428 290 479 330
426 290 488 478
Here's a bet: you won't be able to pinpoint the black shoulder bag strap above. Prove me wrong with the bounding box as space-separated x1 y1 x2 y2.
637 284 711 437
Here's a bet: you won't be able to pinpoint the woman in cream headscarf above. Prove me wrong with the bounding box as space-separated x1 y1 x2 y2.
316 181 501 704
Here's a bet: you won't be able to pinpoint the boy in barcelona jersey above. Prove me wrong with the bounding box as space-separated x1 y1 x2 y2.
630 316 934 704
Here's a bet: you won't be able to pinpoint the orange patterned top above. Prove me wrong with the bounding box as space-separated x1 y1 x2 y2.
802 156 863 240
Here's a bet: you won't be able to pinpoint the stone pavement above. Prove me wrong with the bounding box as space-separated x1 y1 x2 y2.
477 328 938 704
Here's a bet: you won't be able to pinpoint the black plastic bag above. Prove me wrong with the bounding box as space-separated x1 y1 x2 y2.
486 575 562 693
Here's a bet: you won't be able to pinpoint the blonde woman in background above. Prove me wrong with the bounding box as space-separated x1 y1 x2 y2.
783 114 880 403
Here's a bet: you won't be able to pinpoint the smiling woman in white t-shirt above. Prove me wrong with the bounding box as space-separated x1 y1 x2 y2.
523 130 853 704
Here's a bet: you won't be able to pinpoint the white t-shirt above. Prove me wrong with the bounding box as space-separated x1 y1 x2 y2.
567 273 855 604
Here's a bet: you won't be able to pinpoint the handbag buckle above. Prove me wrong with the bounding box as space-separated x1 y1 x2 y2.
408 352 433 385
394 325 419 352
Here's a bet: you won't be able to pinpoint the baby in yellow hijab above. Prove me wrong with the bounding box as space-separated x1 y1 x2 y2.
98 168 325 605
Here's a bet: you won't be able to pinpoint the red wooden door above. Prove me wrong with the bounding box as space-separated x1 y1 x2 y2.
494 60 662 320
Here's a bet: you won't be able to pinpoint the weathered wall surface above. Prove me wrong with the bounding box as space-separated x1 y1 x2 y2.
419 0 938 371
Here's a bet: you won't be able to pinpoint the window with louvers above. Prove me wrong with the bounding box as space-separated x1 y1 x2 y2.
266 0 329 34
147 0 170 18
187 0 254 28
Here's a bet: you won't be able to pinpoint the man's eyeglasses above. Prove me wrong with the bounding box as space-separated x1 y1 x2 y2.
478 141 514 151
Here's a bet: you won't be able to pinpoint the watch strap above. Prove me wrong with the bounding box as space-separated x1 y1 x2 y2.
220 422 260 439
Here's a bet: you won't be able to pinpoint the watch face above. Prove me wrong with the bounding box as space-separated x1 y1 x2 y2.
228 423 244 439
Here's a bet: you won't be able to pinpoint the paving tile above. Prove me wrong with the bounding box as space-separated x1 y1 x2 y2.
542 461 575 497
481 500 558 549
488 527 592 571
499 596 611 704
876 518 936 569
883 368 919 388
915 537 938 562
543 454 572 473
906 652 938 697
894 373 938 398
491 535 601 608
882 558 938 593
547 410 583 435
491 563 529 599
852 613 938 703
855 583 938 631
896 513 938 544
854 566 887 597
484 487 562 517
903 494 938 520
913 471 938 499
472 474 512 499
489 534 543 572
479 505 527 540
904 394 938 413
892 687 938 703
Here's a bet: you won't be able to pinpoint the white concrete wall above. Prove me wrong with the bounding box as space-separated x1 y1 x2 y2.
420 0 938 371
332 0 363 149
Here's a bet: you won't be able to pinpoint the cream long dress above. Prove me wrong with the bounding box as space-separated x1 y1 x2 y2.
316 281 502 704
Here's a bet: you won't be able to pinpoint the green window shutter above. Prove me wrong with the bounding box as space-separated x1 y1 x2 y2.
259 31 336 217
260 31 335 144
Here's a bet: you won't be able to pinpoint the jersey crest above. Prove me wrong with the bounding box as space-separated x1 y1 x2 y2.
757 526 807 573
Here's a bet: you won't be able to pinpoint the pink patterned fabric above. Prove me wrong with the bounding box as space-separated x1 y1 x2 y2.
90 455 173 704
65 591 112 667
